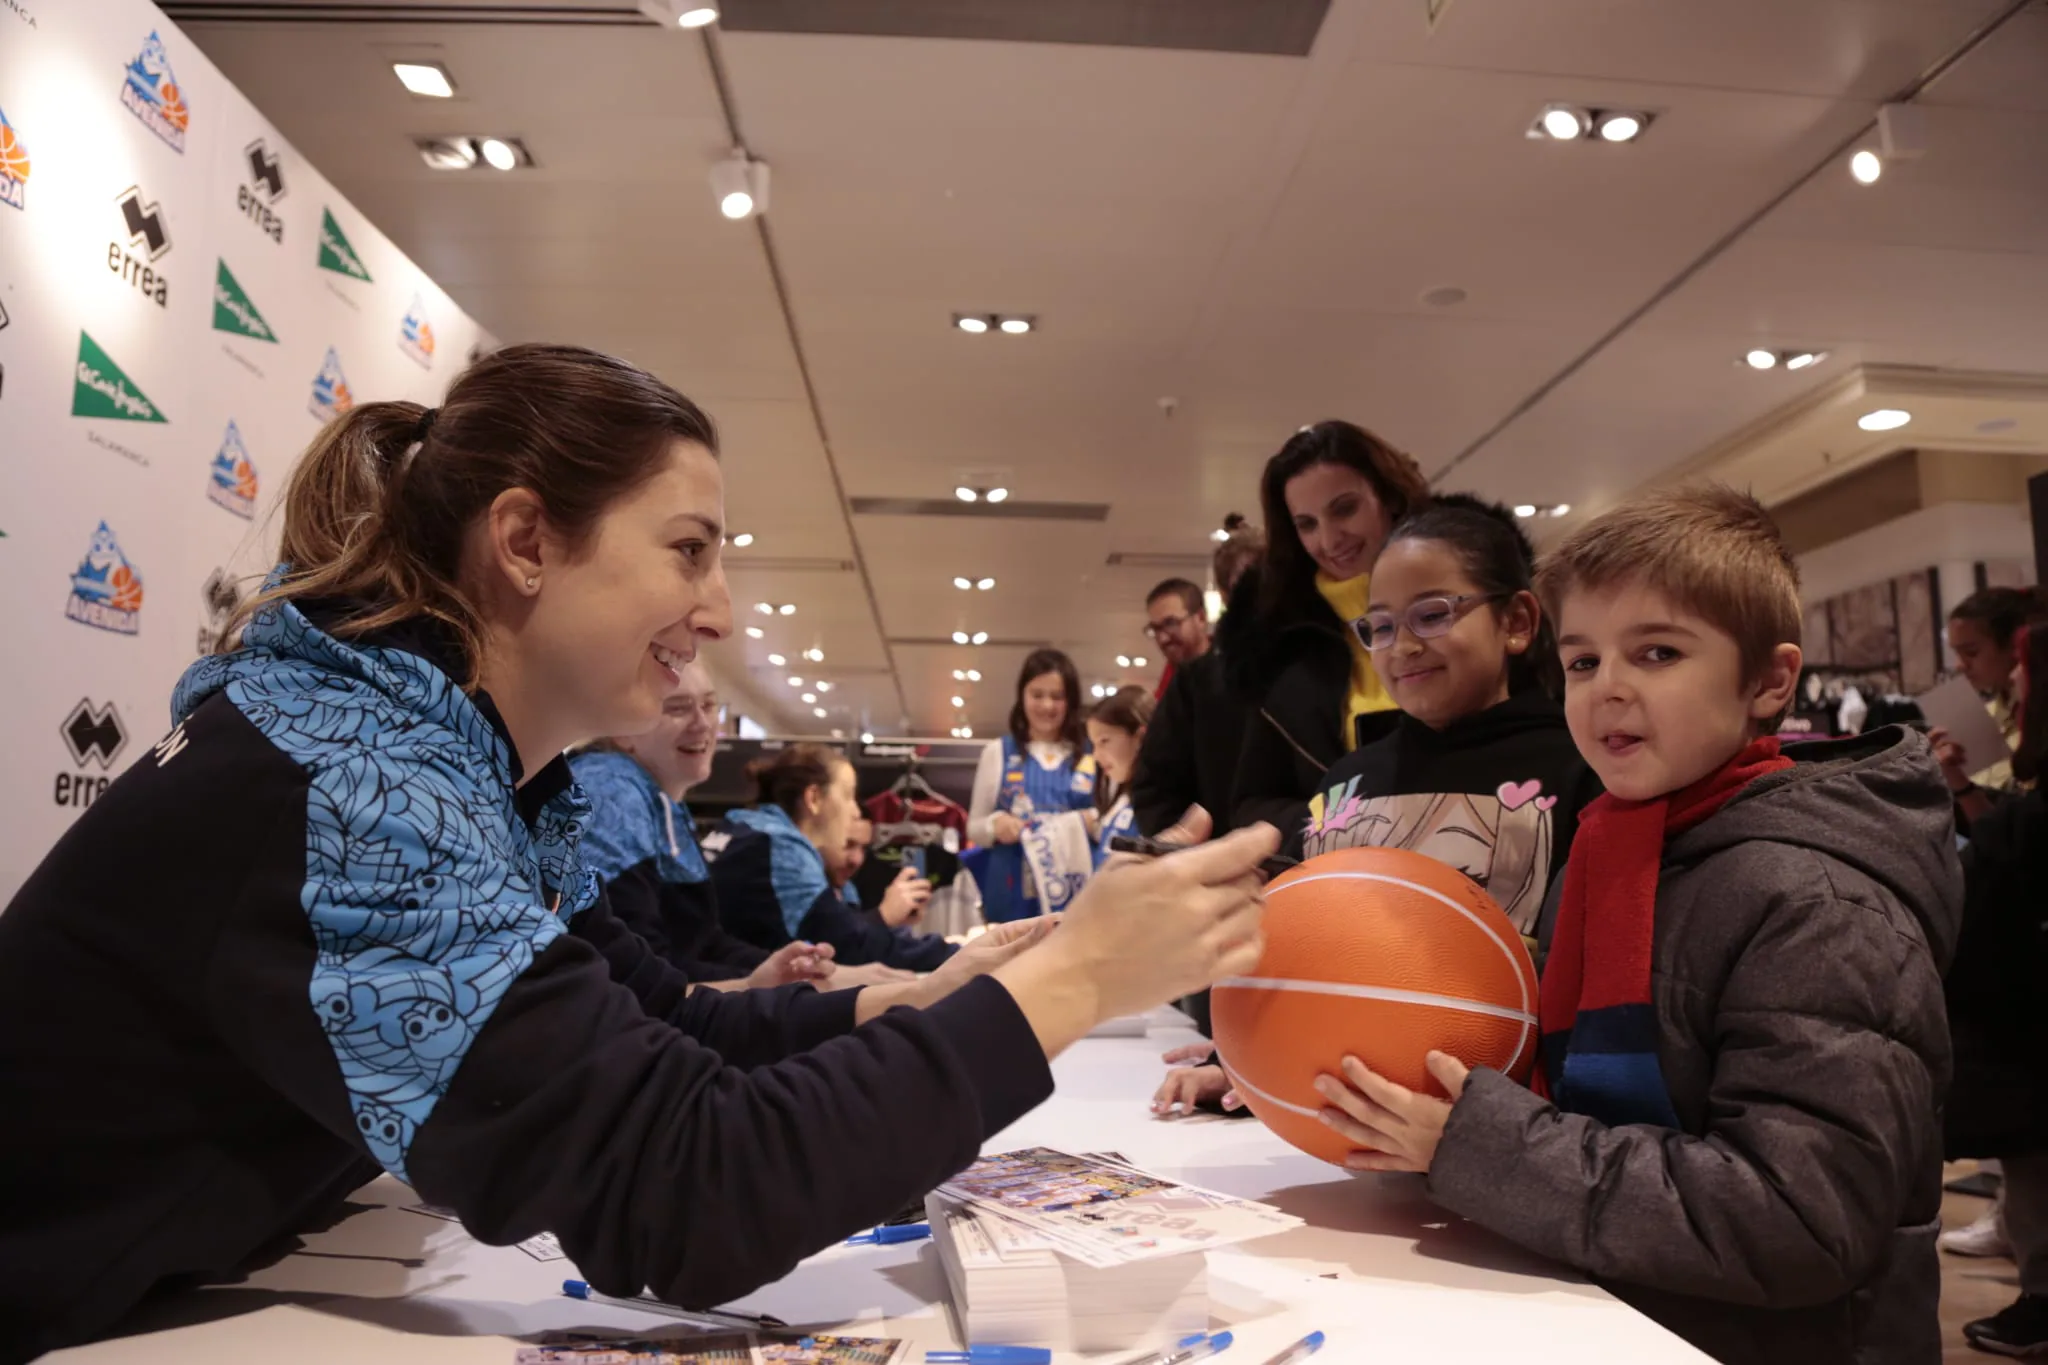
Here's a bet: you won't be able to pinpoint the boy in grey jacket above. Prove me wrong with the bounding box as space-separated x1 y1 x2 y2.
1314 486 1961 1365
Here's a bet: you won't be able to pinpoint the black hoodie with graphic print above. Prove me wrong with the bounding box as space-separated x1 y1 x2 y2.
1284 689 1603 939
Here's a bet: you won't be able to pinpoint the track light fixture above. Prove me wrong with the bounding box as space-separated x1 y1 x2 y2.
710 149 769 220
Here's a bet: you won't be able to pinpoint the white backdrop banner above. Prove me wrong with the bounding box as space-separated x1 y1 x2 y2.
0 0 495 904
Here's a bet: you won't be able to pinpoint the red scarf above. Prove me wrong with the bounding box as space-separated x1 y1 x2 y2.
1535 737 1794 1125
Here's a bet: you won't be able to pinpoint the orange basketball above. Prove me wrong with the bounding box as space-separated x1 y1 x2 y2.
109 566 143 612
1211 845 1539 1167
0 125 30 183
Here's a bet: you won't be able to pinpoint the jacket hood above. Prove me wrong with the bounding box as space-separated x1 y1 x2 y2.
1215 565 1348 698
1669 726 1963 968
1394 687 1565 753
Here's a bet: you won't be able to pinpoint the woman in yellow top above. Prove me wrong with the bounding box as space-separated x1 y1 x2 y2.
1216 420 1430 830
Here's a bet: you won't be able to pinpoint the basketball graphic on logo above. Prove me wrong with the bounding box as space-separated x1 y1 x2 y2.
109 565 144 612
233 459 258 501
0 123 30 184
158 82 189 131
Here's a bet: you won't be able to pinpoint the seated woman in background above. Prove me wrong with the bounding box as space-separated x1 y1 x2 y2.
1087 685 1155 859
1219 420 1430 831
572 657 835 990
709 744 958 971
968 648 1100 920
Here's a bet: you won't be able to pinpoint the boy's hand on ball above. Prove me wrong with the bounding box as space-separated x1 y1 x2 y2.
1315 1051 1471 1173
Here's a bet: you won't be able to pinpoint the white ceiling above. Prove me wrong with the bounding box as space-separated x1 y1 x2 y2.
178 0 2048 736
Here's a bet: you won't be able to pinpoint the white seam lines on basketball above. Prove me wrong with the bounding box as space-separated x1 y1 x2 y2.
1264 869 1535 1067
1210 1052 1323 1118
1212 976 1536 1025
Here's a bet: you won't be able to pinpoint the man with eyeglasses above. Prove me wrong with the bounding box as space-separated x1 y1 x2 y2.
1144 578 1213 702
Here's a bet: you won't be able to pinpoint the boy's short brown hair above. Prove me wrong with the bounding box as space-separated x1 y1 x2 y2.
1536 485 1802 727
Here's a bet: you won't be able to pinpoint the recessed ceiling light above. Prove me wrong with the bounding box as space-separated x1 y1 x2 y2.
767 653 786 666
1091 685 1107 699
814 707 828 719
801 693 817 704
952 669 966 681
754 602 775 616
1745 349 1778 370
1540 105 1589 140
998 317 1032 335
1596 112 1643 143
861 731 875 744
788 676 804 687
955 486 978 503
1858 408 1911 432
392 62 455 98
967 670 981 682
777 603 795 616
951 695 966 708
478 138 517 172
1552 504 1572 517
815 681 832 692
678 5 719 25
953 576 972 590
832 728 845 739
985 488 1009 504
1784 351 1825 371
803 648 824 662
960 726 973 738
1117 655 1131 668
745 627 764 639
972 632 989 645
952 631 970 645
730 532 754 547
1514 505 1538 518
977 577 996 591
1210 528 1230 543
954 316 990 335
1134 656 1148 668
1850 149 1883 185
416 137 479 171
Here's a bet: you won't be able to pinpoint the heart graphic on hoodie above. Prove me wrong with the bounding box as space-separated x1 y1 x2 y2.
1497 779 1544 811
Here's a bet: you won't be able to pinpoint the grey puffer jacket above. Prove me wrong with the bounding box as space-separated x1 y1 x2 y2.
1428 727 1962 1365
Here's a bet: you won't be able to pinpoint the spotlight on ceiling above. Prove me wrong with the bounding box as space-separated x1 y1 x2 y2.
801 693 816 705
953 577 972 590
392 62 455 98
1784 350 1827 371
1858 408 1911 432
813 707 827 719
1134 656 1148 668
636 0 718 25
710 149 769 220
977 577 996 591
730 532 754 547
952 631 970 645
787 676 804 688
951 695 966 708
777 603 796 616
1552 504 1572 517
767 653 786 666
953 315 991 335
478 138 518 171
1745 349 1779 371
998 317 1034 335
678 5 719 25
966 670 981 682
803 648 824 663
1850 149 1883 185
972 632 989 645
985 488 1009 504
1595 111 1644 142
745 627 764 639
1514 505 1538 519
816 681 833 693
1210 528 1230 543
1117 655 1131 668
1538 105 1589 140
954 486 978 503
754 602 775 616
861 732 875 744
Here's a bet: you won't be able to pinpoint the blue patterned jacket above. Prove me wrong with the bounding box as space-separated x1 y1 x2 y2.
0 596 1051 1358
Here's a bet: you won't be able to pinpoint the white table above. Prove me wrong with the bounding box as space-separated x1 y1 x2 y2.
50 1013 1712 1363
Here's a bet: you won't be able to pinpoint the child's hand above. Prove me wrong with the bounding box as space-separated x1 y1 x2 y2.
1314 1051 1471 1173
1152 1060 1241 1116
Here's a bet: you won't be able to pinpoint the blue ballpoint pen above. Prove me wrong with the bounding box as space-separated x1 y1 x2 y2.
924 1348 1054 1365
846 1221 932 1245
1256 1331 1326 1365
1118 1331 1232 1365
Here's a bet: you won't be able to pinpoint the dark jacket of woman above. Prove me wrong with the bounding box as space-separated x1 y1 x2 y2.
1945 787 2048 1157
1129 648 1250 838
1214 567 1399 833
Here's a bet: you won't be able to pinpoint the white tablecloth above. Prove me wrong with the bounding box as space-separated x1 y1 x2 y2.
49 1011 1712 1363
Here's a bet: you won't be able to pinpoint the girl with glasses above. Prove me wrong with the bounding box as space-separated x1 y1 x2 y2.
1154 496 1600 1119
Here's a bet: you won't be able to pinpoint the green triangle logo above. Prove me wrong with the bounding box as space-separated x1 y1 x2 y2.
72 331 167 423
212 259 278 342
317 208 372 282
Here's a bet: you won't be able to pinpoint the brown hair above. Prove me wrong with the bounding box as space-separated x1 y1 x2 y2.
1536 485 1801 728
1088 685 1156 808
217 343 719 685
1146 578 1204 617
1009 648 1088 751
1211 513 1265 598
748 743 850 821
1257 421 1430 616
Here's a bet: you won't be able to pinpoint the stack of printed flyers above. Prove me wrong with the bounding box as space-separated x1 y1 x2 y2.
925 1148 1302 1353
515 1330 906 1363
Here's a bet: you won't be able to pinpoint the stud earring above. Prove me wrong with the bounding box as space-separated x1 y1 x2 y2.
525 576 539 590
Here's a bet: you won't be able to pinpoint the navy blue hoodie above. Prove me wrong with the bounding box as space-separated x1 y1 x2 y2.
0 598 1050 1361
